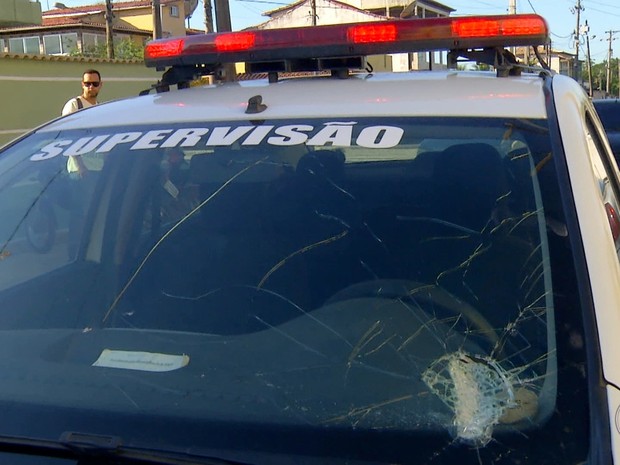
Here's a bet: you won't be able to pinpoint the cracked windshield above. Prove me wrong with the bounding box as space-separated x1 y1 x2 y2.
0 117 588 464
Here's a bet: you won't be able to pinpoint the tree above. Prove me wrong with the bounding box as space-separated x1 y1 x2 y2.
582 58 619 97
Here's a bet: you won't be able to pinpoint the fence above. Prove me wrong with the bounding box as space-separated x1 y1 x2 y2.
0 53 160 147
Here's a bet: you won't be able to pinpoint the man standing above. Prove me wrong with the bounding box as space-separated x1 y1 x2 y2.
61 69 102 257
61 69 103 177
61 69 102 116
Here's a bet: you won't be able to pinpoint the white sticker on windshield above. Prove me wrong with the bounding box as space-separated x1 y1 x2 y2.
30 123 405 161
93 349 189 372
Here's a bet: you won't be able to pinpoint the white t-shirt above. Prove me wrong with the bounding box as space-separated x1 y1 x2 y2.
62 97 97 174
61 96 96 116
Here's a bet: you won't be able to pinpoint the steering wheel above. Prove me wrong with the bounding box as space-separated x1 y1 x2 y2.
325 279 499 347
111 284 305 335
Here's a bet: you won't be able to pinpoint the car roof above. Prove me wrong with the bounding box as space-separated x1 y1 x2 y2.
41 70 550 132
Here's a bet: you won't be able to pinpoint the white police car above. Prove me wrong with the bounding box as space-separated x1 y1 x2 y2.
0 13 618 465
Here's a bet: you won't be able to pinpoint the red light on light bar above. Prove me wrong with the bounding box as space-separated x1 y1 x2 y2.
452 16 547 38
215 32 256 52
348 24 398 44
452 18 499 38
145 38 185 59
500 16 548 36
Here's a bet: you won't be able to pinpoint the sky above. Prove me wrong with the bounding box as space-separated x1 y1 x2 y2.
48 0 620 64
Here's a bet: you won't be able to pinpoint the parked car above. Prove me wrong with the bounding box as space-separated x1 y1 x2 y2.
593 98 620 158
0 13 619 465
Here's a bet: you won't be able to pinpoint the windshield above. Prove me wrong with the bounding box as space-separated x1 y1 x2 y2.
0 117 589 464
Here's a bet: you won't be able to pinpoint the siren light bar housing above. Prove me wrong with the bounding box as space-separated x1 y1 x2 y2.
142 14 549 89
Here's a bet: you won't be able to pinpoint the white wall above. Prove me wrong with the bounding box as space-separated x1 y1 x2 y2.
259 0 384 29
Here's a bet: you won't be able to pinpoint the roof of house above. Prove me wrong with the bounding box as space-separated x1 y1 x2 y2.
41 0 181 18
0 17 151 35
264 0 455 16
0 1 158 34
415 0 455 13
262 0 386 20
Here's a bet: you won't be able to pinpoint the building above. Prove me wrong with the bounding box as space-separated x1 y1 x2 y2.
0 0 198 56
257 0 453 27
511 45 578 79
548 50 578 78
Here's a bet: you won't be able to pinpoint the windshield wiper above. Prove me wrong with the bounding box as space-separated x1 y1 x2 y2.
0 431 252 465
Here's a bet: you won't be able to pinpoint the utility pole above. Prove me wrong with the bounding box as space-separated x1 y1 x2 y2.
585 21 594 97
152 0 163 40
572 0 583 82
603 30 620 97
203 0 214 32
508 0 516 15
606 31 612 96
508 0 516 56
213 0 233 80
214 0 232 32
105 0 114 59
310 0 317 25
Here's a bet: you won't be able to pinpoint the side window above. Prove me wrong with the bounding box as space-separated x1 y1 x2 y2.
584 109 620 261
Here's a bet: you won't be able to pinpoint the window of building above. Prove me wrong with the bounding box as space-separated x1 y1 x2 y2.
0 39 5 53
43 33 78 55
82 32 106 54
170 5 180 17
8 36 40 54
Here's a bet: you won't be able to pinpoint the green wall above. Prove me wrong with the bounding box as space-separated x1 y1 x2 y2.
0 54 161 147
0 0 42 26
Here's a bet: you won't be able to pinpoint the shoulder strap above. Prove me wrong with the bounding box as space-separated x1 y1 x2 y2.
75 97 83 109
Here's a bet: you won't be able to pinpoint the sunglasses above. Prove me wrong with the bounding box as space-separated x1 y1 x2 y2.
83 81 100 87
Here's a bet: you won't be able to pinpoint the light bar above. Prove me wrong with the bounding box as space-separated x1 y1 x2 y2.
144 14 548 68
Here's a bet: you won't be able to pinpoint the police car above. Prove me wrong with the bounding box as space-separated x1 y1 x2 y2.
0 13 617 465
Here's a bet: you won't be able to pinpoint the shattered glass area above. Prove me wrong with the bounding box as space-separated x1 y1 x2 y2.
423 351 526 446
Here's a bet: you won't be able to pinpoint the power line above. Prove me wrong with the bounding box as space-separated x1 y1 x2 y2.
585 4 620 17
526 0 536 14
551 32 574 39
587 0 620 10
